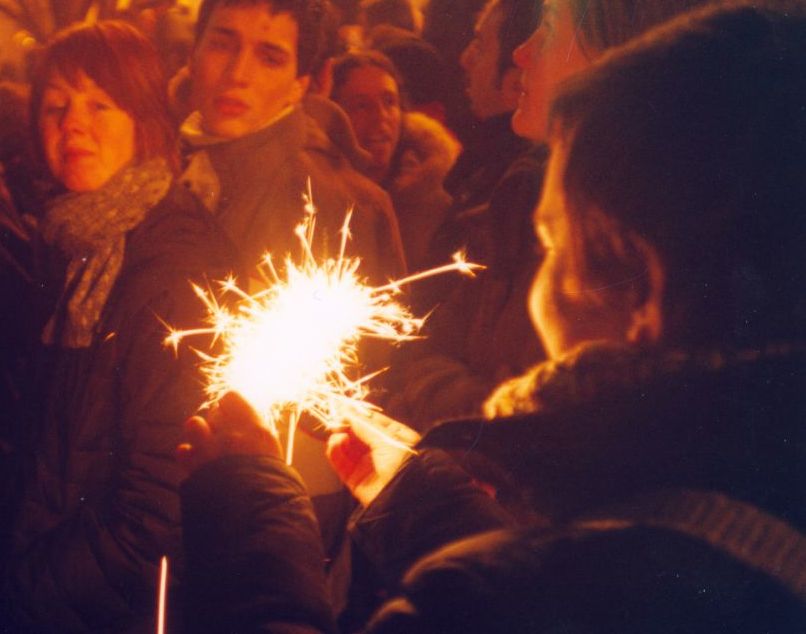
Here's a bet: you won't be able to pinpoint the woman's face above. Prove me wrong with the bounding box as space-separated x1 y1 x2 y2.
511 0 592 141
337 65 402 181
39 71 136 192
529 140 635 358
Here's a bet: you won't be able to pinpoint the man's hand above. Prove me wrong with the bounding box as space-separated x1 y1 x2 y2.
326 409 420 507
177 391 283 474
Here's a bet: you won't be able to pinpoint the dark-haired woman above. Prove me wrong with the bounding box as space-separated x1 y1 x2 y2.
2 20 234 632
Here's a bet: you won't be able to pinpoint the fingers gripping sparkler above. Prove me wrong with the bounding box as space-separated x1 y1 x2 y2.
164 183 483 462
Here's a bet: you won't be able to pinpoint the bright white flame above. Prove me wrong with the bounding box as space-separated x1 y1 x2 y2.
165 185 483 455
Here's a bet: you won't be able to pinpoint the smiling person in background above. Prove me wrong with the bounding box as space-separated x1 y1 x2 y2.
1 20 234 632
331 50 460 270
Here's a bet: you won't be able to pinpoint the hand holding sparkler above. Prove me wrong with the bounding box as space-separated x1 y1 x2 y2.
177 391 283 474
326 408 420 507
165 189 483 467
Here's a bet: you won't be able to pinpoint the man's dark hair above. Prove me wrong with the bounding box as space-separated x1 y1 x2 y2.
361 0 418 33
494 0 543 81
195 0 329 76
331 49 407 106
550 0 806 346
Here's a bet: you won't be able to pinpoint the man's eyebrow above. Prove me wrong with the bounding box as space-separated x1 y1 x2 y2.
256 41 292 57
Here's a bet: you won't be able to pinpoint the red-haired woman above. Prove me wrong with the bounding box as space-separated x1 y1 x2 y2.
2 20 234 631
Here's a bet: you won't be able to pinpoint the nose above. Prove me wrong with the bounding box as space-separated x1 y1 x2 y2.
60 100 88 133
225 47 252 85
366 100 393 126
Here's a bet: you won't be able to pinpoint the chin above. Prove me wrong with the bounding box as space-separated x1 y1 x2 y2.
511 108 543 142
202 114 251 139
63 172 103 193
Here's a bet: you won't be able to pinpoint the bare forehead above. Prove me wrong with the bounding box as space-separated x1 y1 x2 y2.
344 66 399 93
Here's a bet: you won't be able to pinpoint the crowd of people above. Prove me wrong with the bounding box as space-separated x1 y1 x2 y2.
0 0 804 632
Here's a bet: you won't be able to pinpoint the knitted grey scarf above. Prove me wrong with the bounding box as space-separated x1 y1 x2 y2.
41 158 172 348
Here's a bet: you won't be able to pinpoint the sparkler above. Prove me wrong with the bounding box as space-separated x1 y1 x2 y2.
165 184 482 461
156 556 168 634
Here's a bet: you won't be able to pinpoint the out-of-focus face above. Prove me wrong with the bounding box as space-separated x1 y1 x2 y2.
529 139 633 358
460 2 510 120
337 65 402 181
39 71 136 192
511 0 591 141
191 4 308 138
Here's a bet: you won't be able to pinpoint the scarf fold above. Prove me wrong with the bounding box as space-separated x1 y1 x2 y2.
41 158 173 348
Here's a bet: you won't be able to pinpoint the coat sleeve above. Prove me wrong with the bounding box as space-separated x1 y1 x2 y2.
181 455 337 634
5 281 209 631
350 448 515 590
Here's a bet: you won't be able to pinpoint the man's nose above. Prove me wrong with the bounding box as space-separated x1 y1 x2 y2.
225 48 252 85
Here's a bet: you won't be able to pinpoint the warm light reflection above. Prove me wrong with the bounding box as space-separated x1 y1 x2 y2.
165 185 482 460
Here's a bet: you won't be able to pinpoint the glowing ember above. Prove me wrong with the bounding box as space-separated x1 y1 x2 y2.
165 184 482 458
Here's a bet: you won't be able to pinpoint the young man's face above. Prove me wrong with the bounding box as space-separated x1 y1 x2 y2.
460 2 511 120
191 3 309 138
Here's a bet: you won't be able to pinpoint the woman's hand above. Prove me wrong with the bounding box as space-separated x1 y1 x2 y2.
326 408 420 507
177 391 283 474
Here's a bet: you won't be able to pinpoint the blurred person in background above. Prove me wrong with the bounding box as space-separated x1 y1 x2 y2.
421 0 489 141
366 25 452 125
386 0 545 427
360 0 422 35
331 50 460 270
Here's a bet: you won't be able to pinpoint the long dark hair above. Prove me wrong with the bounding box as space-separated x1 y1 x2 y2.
550 1 806 347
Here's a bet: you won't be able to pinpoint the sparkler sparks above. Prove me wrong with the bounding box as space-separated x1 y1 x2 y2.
165 186 482 460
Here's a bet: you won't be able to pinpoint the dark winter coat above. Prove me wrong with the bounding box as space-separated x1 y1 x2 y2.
182 96 407 283
3 184 235 633
180 342 806 632
385 144 547 428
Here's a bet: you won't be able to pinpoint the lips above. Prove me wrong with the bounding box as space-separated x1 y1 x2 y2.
214 96 248 117
62 146 94 162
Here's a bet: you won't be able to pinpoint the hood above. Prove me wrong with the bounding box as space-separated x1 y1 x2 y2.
421 341 806 528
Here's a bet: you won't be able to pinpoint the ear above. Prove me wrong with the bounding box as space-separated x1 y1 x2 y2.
626 236 664 345
500 66 522 111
